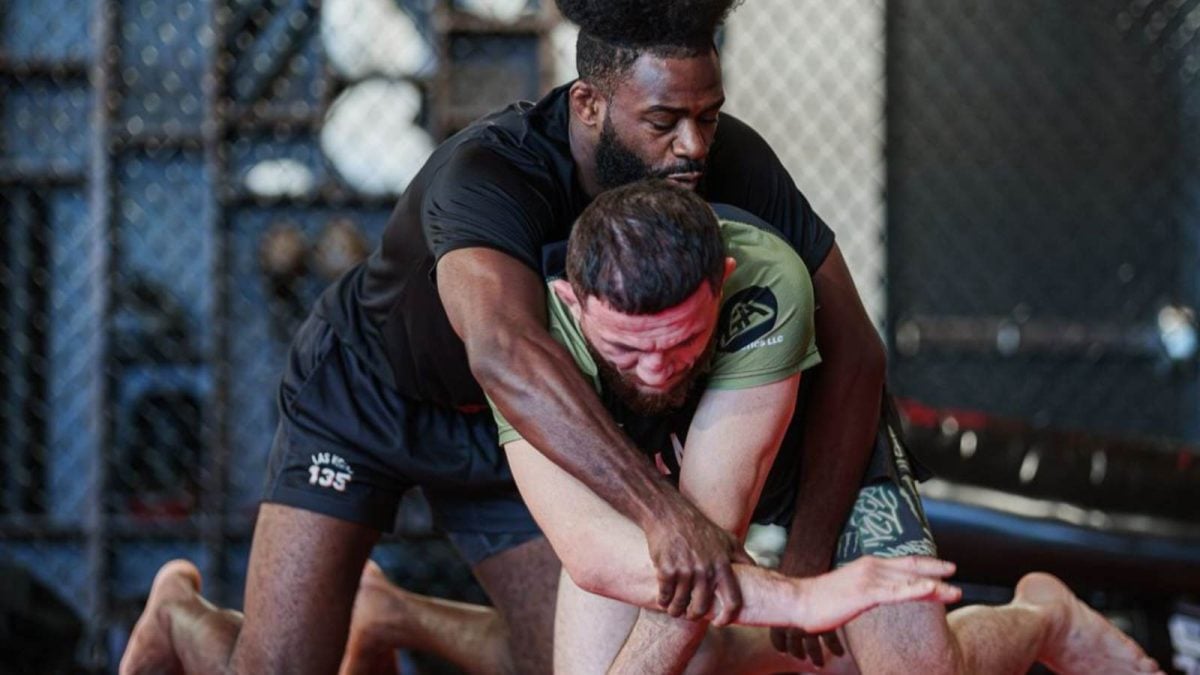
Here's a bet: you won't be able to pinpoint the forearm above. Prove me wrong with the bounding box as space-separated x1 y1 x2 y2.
510 434 799 626
582 554 804 628
784 245 886 574
609 377 803 674
784 355 883 573
473 329 676 527
438 247 675 529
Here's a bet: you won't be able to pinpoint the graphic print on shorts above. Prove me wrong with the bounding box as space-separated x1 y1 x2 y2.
308 451 354 492
835 430 937 564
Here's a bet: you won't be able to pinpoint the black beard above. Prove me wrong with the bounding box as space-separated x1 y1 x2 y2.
586 331 718 416
595 115 652 190
594 115 707 191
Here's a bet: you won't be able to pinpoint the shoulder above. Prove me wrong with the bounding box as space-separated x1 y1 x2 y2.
704 116 795 208
703 215 821 388
423 138 559 220
714 216 814 350
544 285 600 382
712 112 770 147
716 213 807 281
708 113 782 171
711 203 782 237
429 88 569 193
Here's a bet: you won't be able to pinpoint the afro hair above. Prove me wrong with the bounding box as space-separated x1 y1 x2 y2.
556 0 743 47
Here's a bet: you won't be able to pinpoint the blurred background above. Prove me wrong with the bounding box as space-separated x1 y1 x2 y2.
1 0 1198 672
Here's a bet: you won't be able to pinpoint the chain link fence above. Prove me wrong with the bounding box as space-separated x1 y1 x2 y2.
1 0 1197 671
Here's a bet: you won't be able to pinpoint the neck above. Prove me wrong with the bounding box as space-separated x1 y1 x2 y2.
568 112 605 199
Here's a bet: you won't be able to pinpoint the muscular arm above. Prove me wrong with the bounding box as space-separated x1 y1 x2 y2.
438 247 665 524
505 372 958 675
769 244 885 664
678 375 801 541
609 375 801 675
437 247 750 613
783 244 885 576
709 117 881 574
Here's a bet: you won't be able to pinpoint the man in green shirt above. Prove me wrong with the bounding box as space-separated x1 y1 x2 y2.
484 180 1160 674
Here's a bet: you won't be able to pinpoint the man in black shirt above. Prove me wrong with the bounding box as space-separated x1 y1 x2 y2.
121 2 1162 674
116 2 900 673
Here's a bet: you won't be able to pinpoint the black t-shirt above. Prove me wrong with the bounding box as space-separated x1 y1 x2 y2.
315 83 835 408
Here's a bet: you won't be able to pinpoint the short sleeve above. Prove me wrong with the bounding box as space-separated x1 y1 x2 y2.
491 400 521 446
705 114 836 274
422 144 559 274
706 222 821 390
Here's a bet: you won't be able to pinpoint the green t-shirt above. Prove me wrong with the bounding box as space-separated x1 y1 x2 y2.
492 213 821 454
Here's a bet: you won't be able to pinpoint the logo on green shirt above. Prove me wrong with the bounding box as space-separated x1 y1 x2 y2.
718 286 778 352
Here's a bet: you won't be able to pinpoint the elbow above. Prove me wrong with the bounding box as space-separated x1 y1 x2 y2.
463 325 524 393
563 555 616 598
467 346 503 393
568 564 606 597
558 543 637 602
563 552 659 609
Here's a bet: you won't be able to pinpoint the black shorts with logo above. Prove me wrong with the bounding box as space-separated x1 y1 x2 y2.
262 314 540 566
264 313 935 568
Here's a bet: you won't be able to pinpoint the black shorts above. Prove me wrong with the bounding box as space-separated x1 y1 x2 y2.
262 314 540 566
264 313 933 567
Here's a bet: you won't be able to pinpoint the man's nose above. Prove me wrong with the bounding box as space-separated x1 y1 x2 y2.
672 120 708 162
636 352 676 387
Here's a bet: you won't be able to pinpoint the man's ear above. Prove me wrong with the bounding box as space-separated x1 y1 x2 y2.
722 256 737 283
550 279 584 319
569 80 604 129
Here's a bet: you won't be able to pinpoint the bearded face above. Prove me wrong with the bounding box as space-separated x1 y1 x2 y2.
594 112 708 192
584 315 719 416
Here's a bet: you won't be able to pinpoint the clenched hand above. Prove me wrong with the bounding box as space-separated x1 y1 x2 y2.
643 496 756 627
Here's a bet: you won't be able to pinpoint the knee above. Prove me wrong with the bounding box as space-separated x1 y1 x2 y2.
899 642 963 675
680 626 730 674
845 603 963 675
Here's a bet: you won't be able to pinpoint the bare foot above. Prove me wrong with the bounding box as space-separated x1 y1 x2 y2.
340 560 404 675
1015 572 1163 675
119 560 203 675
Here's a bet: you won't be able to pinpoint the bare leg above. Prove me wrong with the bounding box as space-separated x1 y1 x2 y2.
342 536 559 675
1012 572 1161 675
555 570 641 674
120 560 241 675
843 602 963 675
610 608 855 675
688 624 857 675
844 573 1162 675
608 610 706 675
472 536 560 674
120 503 379 675
341 561 507 675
